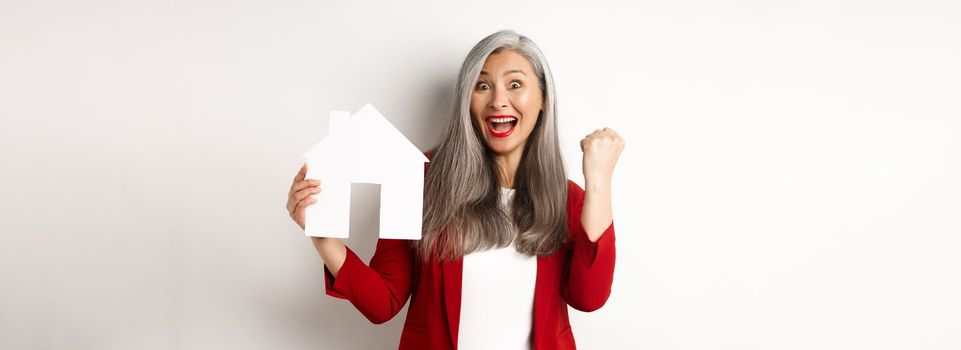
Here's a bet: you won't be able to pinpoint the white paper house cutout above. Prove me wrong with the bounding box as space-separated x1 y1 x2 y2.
302 103 429 240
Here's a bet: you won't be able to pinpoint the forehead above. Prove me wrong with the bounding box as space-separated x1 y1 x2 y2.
481 49 535 75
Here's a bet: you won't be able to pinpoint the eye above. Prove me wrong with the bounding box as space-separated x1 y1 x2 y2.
510 81 522 89
476 82 490 90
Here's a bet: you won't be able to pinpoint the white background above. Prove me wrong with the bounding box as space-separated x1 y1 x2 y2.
2 0 959 349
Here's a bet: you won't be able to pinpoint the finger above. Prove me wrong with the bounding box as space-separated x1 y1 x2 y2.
290 199 309 218
290 196 315 217
612 131 625 146
287 180 320 211
290 179 321 195
287 194 297 214
293 186 321 204
293 163 307 183
295 196 318 213
288 179 320 200
603 127 620 138
593 128 616 142
288 185 321 213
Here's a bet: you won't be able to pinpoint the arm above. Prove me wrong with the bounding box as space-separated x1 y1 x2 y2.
317 153 433 323
582 179 613 242
580 127 623 242
562 181 616 312
562 127 624 311
312 237 346 277
321 238 415 324
287 164 414 325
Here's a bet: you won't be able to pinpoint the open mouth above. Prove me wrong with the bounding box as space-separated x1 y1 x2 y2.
485 115 518 138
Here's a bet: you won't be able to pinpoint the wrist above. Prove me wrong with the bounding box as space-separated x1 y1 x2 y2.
584 177 611 192
311 236 338 248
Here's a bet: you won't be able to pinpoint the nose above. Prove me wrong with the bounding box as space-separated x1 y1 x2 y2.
489 86 509 110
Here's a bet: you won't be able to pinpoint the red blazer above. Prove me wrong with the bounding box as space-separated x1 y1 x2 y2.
323 178 616 349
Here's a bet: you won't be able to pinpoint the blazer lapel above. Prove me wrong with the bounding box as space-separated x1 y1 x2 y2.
442 257 463 348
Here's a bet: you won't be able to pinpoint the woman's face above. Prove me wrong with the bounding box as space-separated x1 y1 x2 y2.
470 49 543 158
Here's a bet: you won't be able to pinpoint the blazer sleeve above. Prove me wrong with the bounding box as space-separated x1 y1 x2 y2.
561 180 616 312
322 152 429 324
323 238 414 324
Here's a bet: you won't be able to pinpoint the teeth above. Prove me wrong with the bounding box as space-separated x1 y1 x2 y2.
489 117 517 123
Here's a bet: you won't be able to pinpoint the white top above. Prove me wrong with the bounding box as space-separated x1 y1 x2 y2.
457 188 538 350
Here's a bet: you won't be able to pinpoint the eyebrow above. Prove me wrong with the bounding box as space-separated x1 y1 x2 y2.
479 69 528 77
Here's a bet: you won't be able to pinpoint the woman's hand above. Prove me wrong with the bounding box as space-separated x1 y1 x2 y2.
286 163 321 230
580 127 625 187
286 164 347 277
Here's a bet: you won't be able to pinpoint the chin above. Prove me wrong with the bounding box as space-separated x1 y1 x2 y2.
485 140 521 155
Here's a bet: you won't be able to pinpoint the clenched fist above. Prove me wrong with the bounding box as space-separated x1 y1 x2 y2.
580 127 625 186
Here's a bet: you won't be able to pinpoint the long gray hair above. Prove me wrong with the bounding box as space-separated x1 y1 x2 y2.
416 30 568 262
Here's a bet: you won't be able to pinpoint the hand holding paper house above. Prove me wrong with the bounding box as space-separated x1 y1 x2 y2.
302 103 429 240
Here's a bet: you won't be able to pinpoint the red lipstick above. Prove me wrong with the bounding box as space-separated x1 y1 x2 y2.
485 115 518 138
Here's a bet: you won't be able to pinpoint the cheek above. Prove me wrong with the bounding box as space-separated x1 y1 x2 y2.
469 95 482 124
470 93 487 116
516 92 542 128
524 114 539 132
517 88 541 109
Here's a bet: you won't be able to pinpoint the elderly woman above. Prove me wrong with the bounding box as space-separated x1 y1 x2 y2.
286 30 624 349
